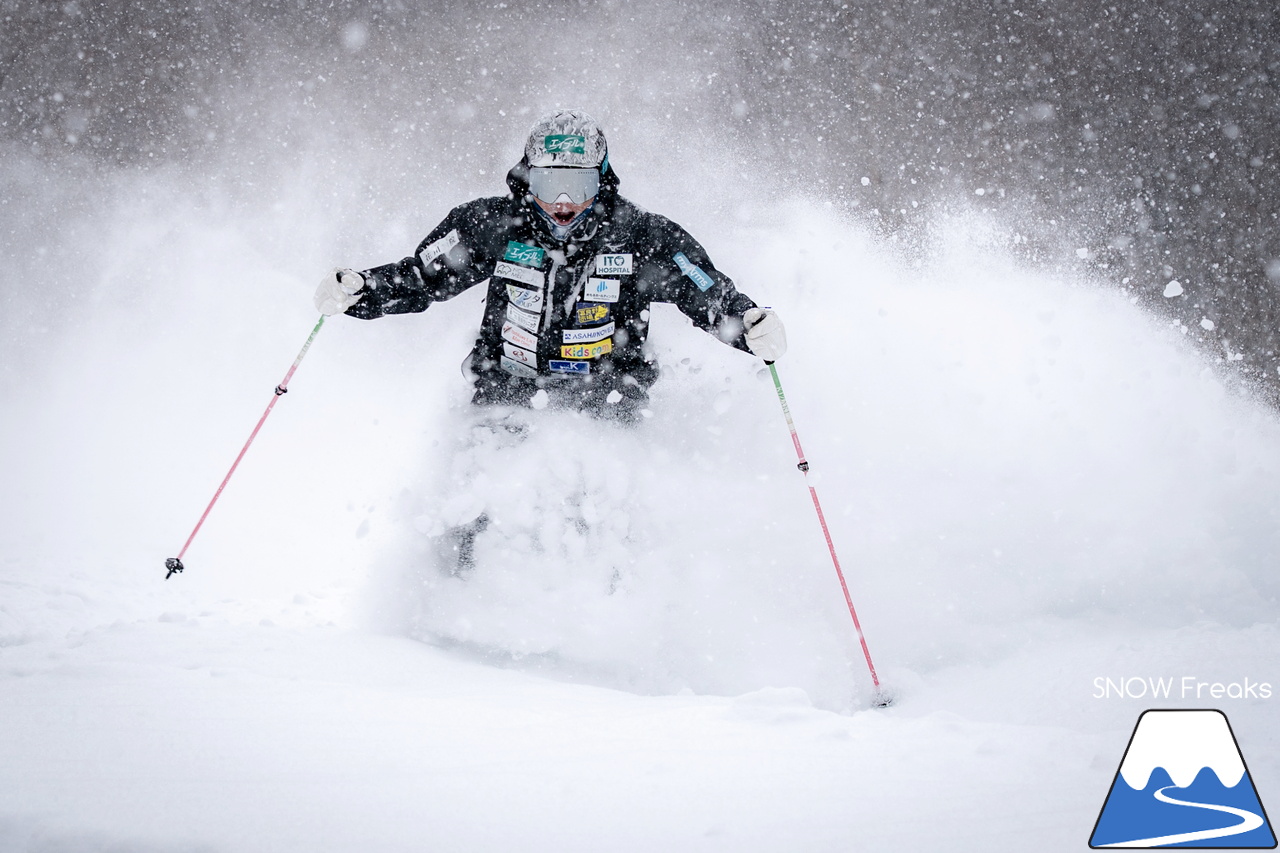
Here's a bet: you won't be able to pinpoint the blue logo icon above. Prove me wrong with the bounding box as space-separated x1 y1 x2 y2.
1090 710 1276 848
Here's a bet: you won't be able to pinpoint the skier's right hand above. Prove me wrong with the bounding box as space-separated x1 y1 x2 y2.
314 268 366 315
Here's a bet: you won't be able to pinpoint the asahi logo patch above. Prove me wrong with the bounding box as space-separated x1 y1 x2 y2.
418 229 461 266
503 241 545 268
494 260 544 288
595 253 633 275
584 277 620 303
562 321 615 344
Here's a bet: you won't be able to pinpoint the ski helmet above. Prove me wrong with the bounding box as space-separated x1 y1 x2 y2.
524 109 608 170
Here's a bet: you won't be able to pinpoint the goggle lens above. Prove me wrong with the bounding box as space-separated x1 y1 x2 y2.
528 167 600 205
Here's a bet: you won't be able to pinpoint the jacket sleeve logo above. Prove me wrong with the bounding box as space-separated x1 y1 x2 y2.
418 229 461 266
673 251 715 292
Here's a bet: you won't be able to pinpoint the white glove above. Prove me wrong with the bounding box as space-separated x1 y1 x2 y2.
743 307 787 361
314 268 366 316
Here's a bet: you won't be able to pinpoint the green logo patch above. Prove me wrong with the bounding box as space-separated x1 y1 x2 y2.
503 241 546 268
544 134 586 154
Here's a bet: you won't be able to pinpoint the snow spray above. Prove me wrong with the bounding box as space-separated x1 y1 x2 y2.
164 314 327 579
767 362 890 707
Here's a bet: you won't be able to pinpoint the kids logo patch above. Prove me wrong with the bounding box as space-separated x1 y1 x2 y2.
1090 710 1276 848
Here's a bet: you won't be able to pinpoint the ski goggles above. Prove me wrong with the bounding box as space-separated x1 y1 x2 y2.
528 166 600 205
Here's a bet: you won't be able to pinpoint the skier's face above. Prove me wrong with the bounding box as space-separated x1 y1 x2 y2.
533 194 595 226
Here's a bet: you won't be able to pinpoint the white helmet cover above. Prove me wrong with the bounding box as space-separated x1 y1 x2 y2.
524 109 608 169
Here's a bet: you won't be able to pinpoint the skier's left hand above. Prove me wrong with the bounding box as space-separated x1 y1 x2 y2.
744 307 787 361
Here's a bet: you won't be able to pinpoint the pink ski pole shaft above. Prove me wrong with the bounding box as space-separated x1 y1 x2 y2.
165 314 327 579
767 361 889 704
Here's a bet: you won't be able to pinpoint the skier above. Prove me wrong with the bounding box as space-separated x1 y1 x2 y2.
314 109 786 422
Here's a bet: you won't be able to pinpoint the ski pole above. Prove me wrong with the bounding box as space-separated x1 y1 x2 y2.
165 314 328 579
766 361 890 706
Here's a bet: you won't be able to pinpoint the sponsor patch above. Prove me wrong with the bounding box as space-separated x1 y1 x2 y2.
502 321 538 351
544 134 585 155
560 339 613 360
584 277 620 303
575 303 610 326
549 360 590 375
562 322 615 344
595 253 633 276
503 241 545 268
494 259 544 288
505 302 540 333
503 342 536 366
673 251 715 292
506 284 544 312
418 229 461 266
500 355 537 379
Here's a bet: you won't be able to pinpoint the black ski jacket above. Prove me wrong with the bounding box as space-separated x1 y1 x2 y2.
347 158 759 416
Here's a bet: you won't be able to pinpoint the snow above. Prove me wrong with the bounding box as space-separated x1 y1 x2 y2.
2 159 1279 853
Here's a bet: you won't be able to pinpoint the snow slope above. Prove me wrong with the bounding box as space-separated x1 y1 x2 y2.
2 158 1278 851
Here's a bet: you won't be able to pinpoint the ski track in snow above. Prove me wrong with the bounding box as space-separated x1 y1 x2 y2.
2 161 1279 852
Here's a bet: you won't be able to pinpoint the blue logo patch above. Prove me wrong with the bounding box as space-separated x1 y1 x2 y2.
504 241 545 268
673 251 715 292
549 360 590 375
1090 710 1276 848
